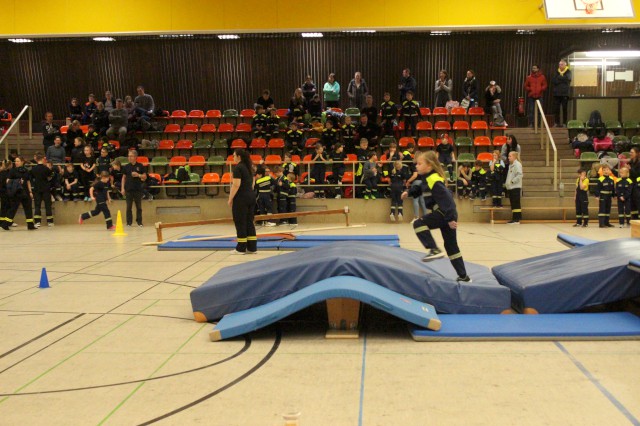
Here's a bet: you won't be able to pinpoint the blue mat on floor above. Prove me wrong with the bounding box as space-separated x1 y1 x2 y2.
190 242 511 321
630 260 640 273
410 312 640 341
492 238 640 313
160 236 400 251
556 233 599 248
210 276 441 341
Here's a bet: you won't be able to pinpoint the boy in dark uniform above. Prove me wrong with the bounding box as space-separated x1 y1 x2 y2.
266 109 280 140
400 91 422 137
251 105 268 139
311 143 327 198
574 168 589 227
470 160 487 200
321 120 339 148
96 147 112 175
62 163 80 200
389 160 409 221
616 166 633 228
287 173 298 225
595 165 615 228
110 160 124 199
85 124 100 150
79 171 114 230
285 122 304 155
341 115 357 154
273 166 290 224
282 152 299 182
31 153 55 227
255 166 276 226
380 92 398 137
488 162 503 207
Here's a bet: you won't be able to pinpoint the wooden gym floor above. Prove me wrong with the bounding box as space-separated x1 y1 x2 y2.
0 220 638 425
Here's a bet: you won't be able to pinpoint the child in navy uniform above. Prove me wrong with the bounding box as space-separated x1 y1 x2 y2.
329 143 346 197
402 151 471 282
389 160 409 221
457 163 472 199
273 166 290 223
321 120 339 147
616 166 633 227
79 171 114 230
488 163 503 207
110 160 124 199
595 164 615 228
341 115 357 154
96 147 112 174
400 91 421 137
574 168 590 227
435 133 455 181
62 163 80 200
286 172 298 225
255 166 276 226
380 92 398 137
251 105 268 139
361 151 380 200
285 122 304 154
470 160 487 200
311 143 327 198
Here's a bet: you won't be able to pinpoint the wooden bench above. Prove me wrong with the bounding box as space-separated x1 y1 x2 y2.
479 206 622 224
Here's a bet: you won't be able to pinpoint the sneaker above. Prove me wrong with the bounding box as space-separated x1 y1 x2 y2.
370 194 377 200
481 197 487 201
582 224 588 227
11 223 18 227
364 194 370 200
398 213 403 221
126 224 132 227
606 224 614 228
78 215 83 225
264 221 276 227
572 223 581 227
107 226 116 230
246 250 258 255
421 248 444 262
390 213 396 222
506 221 520 225
456 275 473 283
229 249 246 255
138 224 144 227
47 223 54 227
34 223 41 228
55 195 63 201
335 194 341 199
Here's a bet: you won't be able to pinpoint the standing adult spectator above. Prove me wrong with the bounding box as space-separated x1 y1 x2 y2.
121 150 147 227
524 65 548 127
462 70 478 109
505 151 523 224
255 90 274 112
629 147 640 219
103 90 116 112
134 86 155 120
42 112 61 152
107 99 128 144
434 70 453 108
302 75 317 105
347 72 368 110
551 59 572 127
484 81 506 126
323 73 341 109
228 149 257 254
398 68 417 102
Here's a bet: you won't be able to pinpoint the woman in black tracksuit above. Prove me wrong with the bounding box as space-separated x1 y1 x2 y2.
228 149 257 254
6 156 36 230
402 151 471 283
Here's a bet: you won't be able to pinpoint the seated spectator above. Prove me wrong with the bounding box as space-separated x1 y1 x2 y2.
106 99 128 143
103 90 116 112
341 115 357 154
321 120 339 147
68 98 83 122
288 88 307 123
66 120 84 152
302 75 317 104
42 111 61 152
252 105 268 139
255 89 274 112
361 95 378 126
46 136 66 166
85 124 100 150
266 108 280 140
307 94 322 119
484 81 507 127
355 114 379 150
92 102 110 135
124 95 136 120
82 94 98 124
134 86 155 119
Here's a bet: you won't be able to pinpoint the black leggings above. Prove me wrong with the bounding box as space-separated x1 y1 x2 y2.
508 188 522 221
81 202 113 229
232 196 257 252
413 213 467 278
125 190 143 225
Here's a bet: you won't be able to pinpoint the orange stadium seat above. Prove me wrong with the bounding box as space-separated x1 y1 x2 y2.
418 137 435 149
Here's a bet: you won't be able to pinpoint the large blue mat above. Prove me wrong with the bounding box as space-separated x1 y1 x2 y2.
191 242 511 321
556 233 599 248
210 276 441 341
493 238 640 313
630 260 640 274
410 312 640 341
159 234 400 251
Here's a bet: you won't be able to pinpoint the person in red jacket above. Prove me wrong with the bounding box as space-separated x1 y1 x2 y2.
524 65 548 127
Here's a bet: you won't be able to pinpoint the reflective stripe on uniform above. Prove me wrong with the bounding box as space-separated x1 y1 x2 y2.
449 252 462 260
414 226 429 233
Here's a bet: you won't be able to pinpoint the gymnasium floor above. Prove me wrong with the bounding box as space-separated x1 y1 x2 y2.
0 221 638 426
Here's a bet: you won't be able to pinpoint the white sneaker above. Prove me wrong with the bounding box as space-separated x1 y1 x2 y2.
34 223 41 228
264 221 277 227
11 223 18 227
335 194 341 199
229 249 246 255
48 223 54 227
398 213 403 221
390 213 396 222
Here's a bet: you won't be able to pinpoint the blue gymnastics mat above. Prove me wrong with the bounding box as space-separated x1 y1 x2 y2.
159 234 400 251
410 312 640 341
210 276 441 341
556 233 599 248
630 260 640 273
191 242 511 321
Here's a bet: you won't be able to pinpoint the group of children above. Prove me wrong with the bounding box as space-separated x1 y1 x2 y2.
253 164 298 226
574 164 634 228
456 150 507 206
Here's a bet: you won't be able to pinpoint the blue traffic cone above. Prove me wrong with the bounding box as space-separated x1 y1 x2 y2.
39 267 50 289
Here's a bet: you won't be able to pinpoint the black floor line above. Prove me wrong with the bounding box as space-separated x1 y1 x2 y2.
138 329 282 425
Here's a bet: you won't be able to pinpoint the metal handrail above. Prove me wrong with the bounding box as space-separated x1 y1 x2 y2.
0 105 33 159
533 99 558 190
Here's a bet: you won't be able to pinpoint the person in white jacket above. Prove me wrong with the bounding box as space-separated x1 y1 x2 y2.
505 151 523 224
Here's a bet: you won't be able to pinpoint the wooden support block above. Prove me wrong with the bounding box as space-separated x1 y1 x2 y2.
631 220 640 238
325 298 360 339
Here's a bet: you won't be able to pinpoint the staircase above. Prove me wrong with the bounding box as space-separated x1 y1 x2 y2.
508 127 574 198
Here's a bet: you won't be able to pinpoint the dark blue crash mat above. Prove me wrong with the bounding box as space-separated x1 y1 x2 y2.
158 234 400 251
410 312 640 341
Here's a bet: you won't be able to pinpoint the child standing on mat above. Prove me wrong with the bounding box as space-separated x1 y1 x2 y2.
574 168 590 227
78 171 114 230
402 151 471 283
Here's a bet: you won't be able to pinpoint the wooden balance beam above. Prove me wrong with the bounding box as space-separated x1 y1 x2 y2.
154 206 351 242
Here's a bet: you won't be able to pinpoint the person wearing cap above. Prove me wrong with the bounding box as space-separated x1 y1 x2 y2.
106 99 129 144
484 81 506 126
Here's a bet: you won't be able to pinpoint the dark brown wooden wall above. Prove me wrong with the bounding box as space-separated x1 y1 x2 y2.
0 30 638 121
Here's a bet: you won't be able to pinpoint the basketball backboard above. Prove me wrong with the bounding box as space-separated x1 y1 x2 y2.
544 0 635 18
